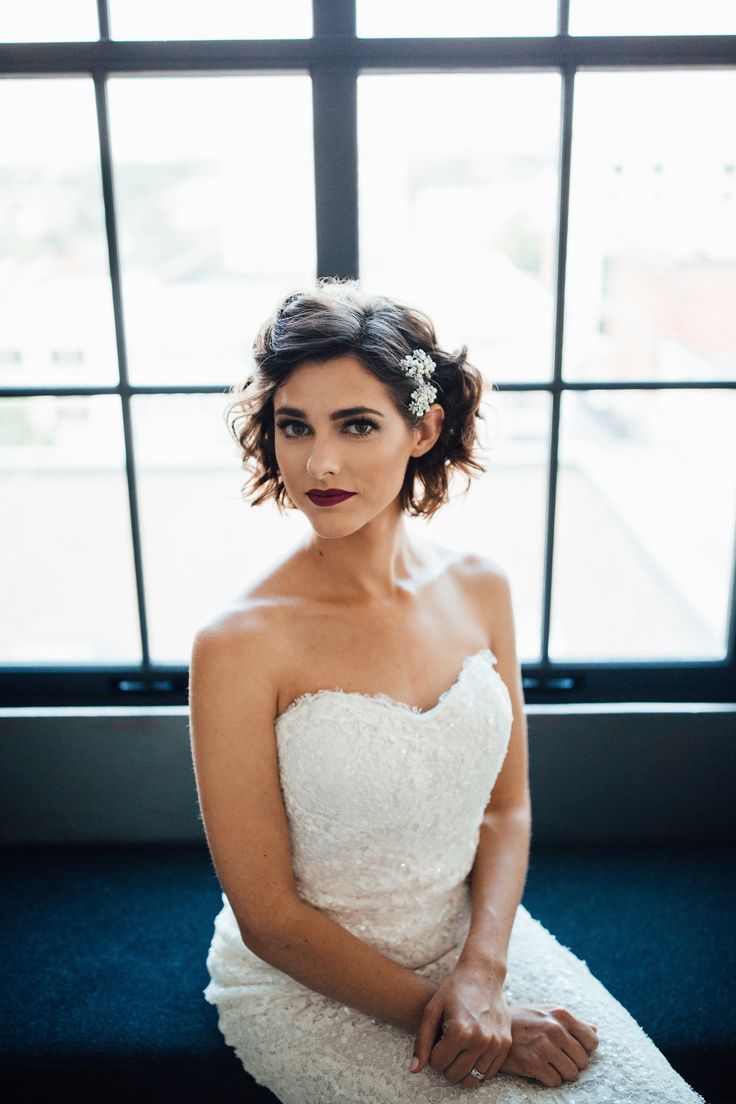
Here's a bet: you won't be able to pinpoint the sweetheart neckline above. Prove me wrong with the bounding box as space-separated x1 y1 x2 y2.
274 646 497 727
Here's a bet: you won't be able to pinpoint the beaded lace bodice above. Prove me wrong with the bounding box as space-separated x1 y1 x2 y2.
272 647 513 969
213 647 512 974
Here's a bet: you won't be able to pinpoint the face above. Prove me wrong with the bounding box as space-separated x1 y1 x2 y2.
272 353 443 534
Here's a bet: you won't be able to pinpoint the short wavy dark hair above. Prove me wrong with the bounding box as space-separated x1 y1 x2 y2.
224 277 492 521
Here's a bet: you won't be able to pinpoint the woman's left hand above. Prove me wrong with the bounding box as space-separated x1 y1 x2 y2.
410 964 513 1089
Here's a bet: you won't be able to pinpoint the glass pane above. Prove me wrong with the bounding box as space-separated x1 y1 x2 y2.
109 0 311 40
132 394 311 663
359 73 560 383
550 389 736 661
564 70 736 384
357 0 556 37
0 396 140 664
570 0 736 35
0 79 119 388
108 76 316 386
0 0 98 41
409 389 550 662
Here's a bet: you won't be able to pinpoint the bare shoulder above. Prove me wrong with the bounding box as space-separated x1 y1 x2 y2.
452 549 509 588
418 538 505 589
188 600 280 768
449 551 512 648
191 544 307 675
190 591 294 723
193 591 283 647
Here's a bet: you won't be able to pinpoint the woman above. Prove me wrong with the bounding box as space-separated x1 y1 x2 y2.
189 278 703 1102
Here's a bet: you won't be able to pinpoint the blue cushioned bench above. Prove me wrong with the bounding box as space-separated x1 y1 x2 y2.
0 843 731 1104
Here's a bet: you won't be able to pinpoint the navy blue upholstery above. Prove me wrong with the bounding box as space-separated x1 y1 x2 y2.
0 843 731 1103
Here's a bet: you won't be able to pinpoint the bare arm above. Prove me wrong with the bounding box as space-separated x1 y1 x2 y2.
458 808 531 984
456 564 533 984
189 616 437 1034
246 896 437 1032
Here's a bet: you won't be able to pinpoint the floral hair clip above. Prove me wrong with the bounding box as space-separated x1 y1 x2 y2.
399 348 438 417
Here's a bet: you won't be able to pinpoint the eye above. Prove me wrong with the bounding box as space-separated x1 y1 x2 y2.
344 418 380 437
276 420 308 439
276 418 380 439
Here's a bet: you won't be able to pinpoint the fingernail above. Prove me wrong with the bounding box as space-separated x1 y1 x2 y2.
409 1056 419 1072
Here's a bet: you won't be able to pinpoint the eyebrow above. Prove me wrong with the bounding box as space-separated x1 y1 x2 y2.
274 405 385 421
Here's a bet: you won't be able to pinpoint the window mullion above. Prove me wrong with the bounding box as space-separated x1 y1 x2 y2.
96 0 110 40
93 74 151 667
557 0 570 36
540 66 575 666
312 1 359 279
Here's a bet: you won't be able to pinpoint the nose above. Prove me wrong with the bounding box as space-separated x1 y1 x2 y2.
305 438 339 481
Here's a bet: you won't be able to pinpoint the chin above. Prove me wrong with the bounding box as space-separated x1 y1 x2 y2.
310 519 363 537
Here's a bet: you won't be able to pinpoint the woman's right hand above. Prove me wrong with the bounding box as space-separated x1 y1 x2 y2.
499 1003 600 1088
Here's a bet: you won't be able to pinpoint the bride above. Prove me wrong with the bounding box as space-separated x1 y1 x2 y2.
189 278 703 1101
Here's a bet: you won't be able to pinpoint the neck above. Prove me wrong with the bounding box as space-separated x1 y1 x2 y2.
301 509 422 603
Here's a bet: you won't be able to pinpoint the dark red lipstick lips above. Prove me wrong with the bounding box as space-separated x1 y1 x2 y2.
306 489 356 507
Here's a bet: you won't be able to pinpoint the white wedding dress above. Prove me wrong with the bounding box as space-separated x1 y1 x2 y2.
203 647 704 1103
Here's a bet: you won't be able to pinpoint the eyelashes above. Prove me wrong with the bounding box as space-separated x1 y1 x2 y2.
276 418 380 440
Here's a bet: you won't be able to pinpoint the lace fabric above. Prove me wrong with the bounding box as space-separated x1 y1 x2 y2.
203 649 704 1102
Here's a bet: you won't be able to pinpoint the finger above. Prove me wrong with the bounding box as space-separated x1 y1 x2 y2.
411 1003 444 1072
540 1064 564 1088
550 1050 581 1082
567 1019 600 1053
484 1037 512 1081
454 1047 497 1090
463 1071 489 1090
459 1038 508 1088
428 1031 465 1075
561 1033 592 1070
440 1046 480 1086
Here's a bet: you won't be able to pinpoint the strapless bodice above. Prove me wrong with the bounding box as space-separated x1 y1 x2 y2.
217 648 513 971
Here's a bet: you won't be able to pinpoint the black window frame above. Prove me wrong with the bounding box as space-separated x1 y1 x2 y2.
1 0 735 706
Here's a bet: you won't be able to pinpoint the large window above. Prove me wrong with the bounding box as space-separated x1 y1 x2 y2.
1 0 734 704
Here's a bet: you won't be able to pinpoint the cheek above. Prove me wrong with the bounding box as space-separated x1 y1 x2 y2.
369 437 413 484
274 439 296 468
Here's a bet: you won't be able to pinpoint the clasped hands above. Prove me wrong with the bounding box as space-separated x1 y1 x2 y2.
410 963 600 1090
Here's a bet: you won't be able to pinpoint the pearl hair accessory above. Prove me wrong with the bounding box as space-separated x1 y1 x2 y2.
399 348 438 417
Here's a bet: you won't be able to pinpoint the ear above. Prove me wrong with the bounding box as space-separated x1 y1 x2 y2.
410 403 444 458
